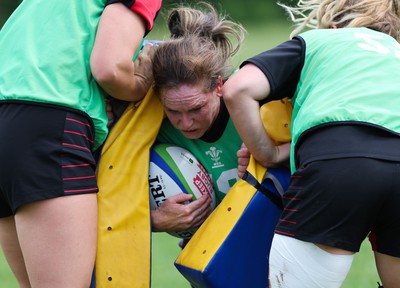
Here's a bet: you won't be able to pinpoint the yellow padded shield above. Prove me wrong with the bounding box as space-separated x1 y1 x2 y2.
260 98 292 145
175 155 267 268
95 88 164 288
174 98 292 287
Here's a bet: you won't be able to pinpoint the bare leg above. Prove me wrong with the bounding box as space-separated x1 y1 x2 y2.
15 194 97 288
316 243 354 255
375 251 400 288
0 216 31 288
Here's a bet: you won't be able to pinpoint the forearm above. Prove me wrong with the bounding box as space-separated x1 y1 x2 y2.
228 98 278 166
275 142 291 166
150 209 166 232
223 64 278 166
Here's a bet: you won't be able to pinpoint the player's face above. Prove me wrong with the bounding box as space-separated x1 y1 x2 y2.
162 83 221 139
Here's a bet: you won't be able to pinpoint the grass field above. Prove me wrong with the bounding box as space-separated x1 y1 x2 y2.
0 18 382 288
0 233 381 287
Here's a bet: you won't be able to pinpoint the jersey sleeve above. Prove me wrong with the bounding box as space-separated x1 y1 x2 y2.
106 0 162 34
241 36 305 104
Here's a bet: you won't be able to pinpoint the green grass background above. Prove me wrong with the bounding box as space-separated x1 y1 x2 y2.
0 18 381 288
0 234 381 287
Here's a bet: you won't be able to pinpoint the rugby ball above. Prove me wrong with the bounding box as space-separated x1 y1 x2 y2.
148 143 216 238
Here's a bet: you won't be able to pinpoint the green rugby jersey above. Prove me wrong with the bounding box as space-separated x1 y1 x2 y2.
157 115 242 203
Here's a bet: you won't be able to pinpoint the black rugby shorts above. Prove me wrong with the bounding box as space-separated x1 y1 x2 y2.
0 102 98 217
275 157 400 257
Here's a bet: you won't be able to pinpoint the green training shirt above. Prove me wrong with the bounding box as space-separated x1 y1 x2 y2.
0 0 108 149
290 27 400 171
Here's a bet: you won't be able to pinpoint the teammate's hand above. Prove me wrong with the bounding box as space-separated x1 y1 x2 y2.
237 143 250 178
105 98 115 128
133 43 156 100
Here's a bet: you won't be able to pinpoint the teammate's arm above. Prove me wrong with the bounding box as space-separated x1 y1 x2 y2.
90 1 160 101
223 64 284 167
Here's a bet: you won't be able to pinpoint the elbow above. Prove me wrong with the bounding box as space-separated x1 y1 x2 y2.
221 84 234 104
222 79 245 106
90 57 139 101
90 56 119 88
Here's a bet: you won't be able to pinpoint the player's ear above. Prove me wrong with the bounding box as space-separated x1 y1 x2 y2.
216 75 223 98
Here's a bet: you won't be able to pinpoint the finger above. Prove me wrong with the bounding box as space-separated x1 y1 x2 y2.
138 43 155 59
183 196 208 217
237 151 245 158
195 194 212 207
168 193 193 204
238 157 250 165
238 165 247 172
192 205 212 227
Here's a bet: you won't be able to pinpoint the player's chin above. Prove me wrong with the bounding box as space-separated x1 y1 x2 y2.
181 129 204 139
